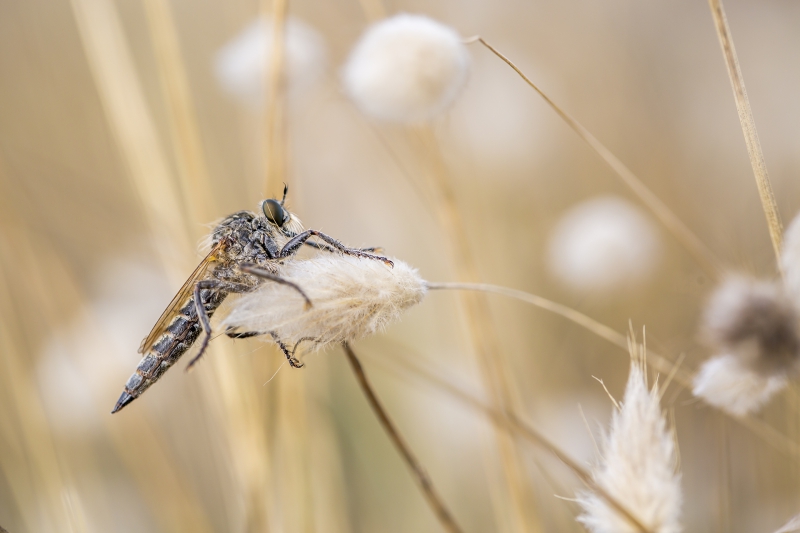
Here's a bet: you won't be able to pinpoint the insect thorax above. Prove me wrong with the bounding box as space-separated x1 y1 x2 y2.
211 211 287 271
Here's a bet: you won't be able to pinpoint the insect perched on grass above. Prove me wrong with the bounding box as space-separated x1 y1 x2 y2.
112 186 392 413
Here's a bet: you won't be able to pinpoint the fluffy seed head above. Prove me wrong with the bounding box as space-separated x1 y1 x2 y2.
577 346 682 533
342 14 469 123
547 196 662 293
215 17 327 108
702 276 800 376
782 211 800 303
222 255 426 353
692 354 787 417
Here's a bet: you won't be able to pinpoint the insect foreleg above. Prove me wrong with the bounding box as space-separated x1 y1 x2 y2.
303 241 383 254
239 264 313 308
281 230 393 267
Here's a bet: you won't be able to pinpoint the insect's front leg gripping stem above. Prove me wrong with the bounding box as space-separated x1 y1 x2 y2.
281 230 394 267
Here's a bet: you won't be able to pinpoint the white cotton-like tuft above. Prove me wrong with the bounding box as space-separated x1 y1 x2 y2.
214 17 327 108
774 513 800 533
577 348 682 533
547 196 662 293
692 276 799 415
782 211 800 304
692 354 787 417
702 276 800 376
342 14 469 123
222 255 427 353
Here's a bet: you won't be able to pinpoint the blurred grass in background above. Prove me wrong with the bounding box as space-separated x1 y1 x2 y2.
1 0 800 531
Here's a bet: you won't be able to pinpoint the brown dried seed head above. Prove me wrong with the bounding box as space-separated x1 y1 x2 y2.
703 276 800 376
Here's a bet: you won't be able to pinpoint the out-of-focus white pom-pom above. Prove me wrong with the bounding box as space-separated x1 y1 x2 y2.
547 196 662 293
223 255 426 354
702 276 800 375
214 17 327 108
693 276 799 415
782 211 800 303
342 14 469 123
692 354 787 417
577 346 682 533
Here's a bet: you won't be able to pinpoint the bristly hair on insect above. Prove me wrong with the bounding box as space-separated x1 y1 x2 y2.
111 186 392 414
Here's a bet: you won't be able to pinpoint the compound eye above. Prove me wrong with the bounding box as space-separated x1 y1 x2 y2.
262 199 287 226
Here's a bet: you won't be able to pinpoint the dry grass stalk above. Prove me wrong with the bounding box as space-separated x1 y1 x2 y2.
342 343 465 533
142 0 217 228
0 244 75 531
263 0 289 197
411 125 543 533
69 0 193 275
469 37 724 279
75 0 282 528
708 0 784 267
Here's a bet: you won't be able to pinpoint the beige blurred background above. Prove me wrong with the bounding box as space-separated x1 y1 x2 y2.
1 0 800 532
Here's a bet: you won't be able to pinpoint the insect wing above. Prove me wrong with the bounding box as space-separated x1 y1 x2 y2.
138 242 225 353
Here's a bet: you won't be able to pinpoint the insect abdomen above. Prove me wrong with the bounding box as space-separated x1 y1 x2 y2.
112 289 227 413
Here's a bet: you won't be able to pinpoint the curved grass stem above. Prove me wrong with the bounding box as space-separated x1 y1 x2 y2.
426 281 800 461
468 36 725 278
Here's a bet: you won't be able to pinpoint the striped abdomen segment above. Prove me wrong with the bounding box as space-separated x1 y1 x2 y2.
112 288 227 413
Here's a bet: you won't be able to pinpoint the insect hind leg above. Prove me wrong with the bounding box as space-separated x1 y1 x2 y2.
186 280 251 371
270 332 304 368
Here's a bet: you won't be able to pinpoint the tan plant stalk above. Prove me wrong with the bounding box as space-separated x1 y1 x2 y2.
708 0 783 267
342 343 465 533
75 0 281 529
355 343 652 533
426 281 800 462
411 125 543 533
263 0 289 197
0 241 78 532
141 0 216 229
468 37 724 278
69 0 193 276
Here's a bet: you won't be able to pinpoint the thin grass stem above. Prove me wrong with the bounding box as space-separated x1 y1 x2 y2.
410 126 543 532
357 344 653 533
426 280 800 461
342 343 465 533
469 36 725 278
708 0 783 270
263 0 289 197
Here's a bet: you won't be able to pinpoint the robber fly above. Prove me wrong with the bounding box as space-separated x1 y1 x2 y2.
112 186 392 413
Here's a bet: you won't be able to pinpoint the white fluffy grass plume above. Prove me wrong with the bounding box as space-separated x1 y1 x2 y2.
547 196 662 293
781 211 800 303
222 255 426 353
692 276 799 416
577 343 682 533
215 17 327 108
342 14 469 123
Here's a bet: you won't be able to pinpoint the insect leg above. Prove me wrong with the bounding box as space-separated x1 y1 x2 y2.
281 230 393 267
303 241 383 254
270 332 304 368
226 329 263 339
290 337 319 358
239 263 313 308
185 279 251 371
